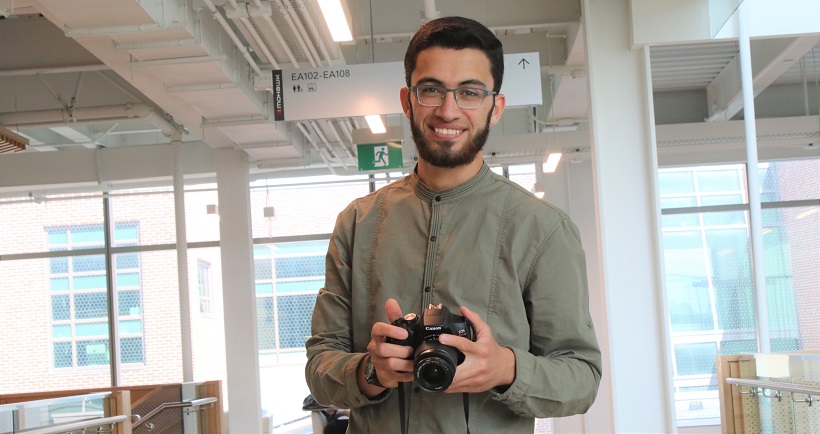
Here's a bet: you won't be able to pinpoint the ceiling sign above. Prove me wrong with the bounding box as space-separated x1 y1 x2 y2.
272 52 541 121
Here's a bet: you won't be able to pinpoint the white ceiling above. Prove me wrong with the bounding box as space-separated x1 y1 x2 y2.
1 0 818 175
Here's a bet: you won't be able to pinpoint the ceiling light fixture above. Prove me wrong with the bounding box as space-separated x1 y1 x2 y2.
542 153 562 173
318 0 353 42
365 115 386 134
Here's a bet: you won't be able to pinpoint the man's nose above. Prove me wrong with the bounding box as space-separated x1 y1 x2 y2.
435 90 461 117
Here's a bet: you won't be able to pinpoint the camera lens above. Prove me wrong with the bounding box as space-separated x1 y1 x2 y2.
414 341 458 392
419 362 447 385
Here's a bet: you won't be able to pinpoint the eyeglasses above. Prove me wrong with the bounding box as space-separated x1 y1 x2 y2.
409 85 497 109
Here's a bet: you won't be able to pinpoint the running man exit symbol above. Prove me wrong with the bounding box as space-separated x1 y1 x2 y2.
357 141 403 171
373 145 388 167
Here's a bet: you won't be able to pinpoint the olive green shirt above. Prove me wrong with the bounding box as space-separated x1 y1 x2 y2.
306 164 602 434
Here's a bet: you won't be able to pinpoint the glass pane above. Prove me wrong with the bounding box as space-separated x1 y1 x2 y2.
250 179 369 238
760 160 820 202
116 272 140 288
71 226 105 244
119 320 143 334
277 294 317 350
662 231 711 332
674 342 718 376
702 209 747 227
120 249 179 387
52 294 70 320
696 170 741 193
274 256 324 279
1 195 104 257
276 280 324 295
53 342 73 369
50 257 68 274
257 297 276 351
185 185 221 244
75 292 108 319
111 187 175 246
77 339 110 366
76 323 109 337
255 258 272 280
187 246 226 387
256 283 273 295
119 290 142 316
659 171 695 194
116 252 139 269
52 325 71 339
121 337 145 364
73 255 105 273
74 275 106 291
50 277 69 291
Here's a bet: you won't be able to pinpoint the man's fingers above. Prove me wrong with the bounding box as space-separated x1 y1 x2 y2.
385 298 403 323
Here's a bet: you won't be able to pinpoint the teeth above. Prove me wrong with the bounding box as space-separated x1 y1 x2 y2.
435 128 461 135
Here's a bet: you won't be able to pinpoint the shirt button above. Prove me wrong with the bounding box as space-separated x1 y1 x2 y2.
414 386 421 393
424 286 431 292
434 195 441 202
430 236 437 242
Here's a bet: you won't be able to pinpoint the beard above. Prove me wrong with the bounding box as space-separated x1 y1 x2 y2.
409 105 493 168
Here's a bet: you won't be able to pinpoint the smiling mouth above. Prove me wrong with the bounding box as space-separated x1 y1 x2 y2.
434 127 463 136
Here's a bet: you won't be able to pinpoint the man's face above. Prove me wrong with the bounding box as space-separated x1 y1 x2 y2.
401 47 505 168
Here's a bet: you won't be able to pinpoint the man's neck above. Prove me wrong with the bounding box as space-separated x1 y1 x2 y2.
416 153 484 192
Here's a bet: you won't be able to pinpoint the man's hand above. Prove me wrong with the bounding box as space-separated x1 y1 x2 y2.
437 306 516 394
357 299 414 397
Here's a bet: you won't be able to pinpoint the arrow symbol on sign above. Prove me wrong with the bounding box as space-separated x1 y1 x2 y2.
518 58 530 69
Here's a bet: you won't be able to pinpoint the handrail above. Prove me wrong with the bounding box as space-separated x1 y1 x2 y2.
16 415 127 434
132 397 218 429
0 392 111 412
726 377 820 396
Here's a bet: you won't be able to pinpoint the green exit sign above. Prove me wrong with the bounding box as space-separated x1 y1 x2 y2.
357 141 403 171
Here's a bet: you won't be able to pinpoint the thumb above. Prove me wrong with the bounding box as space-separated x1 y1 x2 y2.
385 298 403 323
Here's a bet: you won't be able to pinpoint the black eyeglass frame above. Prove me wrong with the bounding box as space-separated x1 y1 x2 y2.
408 85 498 109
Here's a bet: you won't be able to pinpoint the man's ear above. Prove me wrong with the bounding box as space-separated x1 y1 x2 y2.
400 87 412 120
489 93 506 126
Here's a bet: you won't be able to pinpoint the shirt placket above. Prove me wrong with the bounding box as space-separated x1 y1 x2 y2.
421 194 444 310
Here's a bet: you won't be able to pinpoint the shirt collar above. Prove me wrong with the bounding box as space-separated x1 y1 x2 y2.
410 163 491 203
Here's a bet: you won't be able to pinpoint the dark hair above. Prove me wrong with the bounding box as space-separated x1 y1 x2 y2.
404 16 504 92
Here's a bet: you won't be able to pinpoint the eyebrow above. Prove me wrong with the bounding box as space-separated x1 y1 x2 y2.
414 77 489 88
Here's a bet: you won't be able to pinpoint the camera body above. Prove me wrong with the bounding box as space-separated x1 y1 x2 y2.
388 304 476 392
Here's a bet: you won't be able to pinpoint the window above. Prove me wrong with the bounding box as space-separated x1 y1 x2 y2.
254 240 328 364
659 161 819 425
48 223 144 369
198 260 212 315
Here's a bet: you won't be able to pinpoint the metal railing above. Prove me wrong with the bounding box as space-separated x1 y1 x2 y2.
132 397 218 429
15 415 127 434
726 377 820 405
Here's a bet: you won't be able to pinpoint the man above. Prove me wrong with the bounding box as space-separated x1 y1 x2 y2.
306 16 602 433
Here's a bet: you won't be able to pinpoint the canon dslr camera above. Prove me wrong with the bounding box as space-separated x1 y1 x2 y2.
388 304 476 392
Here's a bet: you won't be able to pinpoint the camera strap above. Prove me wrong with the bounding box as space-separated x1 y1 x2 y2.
397 384 471 434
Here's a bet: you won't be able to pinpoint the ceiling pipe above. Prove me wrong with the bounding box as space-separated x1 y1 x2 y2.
295 122 337 175
260 14 300 67
286 0 323 65
0 103 153 126
309 120 349 167
0 64 110 78
323 119 356 164
0 103 183 137
232 4 280 69
200 0 263 76
294 0 332 65
273 0 318 68
280 0 322 66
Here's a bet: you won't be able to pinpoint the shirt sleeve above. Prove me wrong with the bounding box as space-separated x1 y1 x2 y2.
493 217 603 417
304 210 392 409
